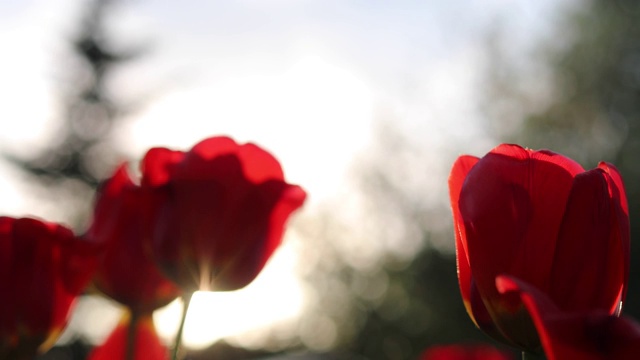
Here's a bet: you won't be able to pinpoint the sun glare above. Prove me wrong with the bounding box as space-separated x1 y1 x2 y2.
143 55 374 348
154 240 304 348
121 55 374 203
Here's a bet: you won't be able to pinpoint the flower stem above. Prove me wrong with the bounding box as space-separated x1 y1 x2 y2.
171 292 194 360
126 310 139 360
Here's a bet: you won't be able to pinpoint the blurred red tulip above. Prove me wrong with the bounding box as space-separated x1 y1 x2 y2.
87 164 181 313
88 313 168 360
0 217 97 359
497 275 640 360
141 136 307 292
420 344 514 360
448 144 629 350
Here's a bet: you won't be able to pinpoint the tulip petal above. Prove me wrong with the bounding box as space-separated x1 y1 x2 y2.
89 164 181 312
186 136 286 183
599 162 629 217
189 136 239 160
147 136 306 293
0 218 14 339
459 144 583 349
12 218 57 335
448 154 479 310
151 156 248 291
0 217 95 356
216 182 306 290
468 282 516 347
175 149 245 183
160 179 305 291
141 148 185 187
550 169 625 314
237 143 285 182
186 137 285 182
459 144 582 299
598 162 630 313
449 156 481 322
90 165 136 238
449 155 516 346
497 275 640 360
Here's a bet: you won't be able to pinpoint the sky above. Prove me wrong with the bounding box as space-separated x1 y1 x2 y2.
0 0 572 351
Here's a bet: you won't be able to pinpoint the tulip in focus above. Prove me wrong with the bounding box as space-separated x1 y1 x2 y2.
497 275 640 360
0 217 97 360
448 144 629 351
421 344 514 360
142 136 307 293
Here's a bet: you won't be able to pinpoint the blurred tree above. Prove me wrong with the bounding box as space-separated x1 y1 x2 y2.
2 0 152 359
3 0 144 228
483 0 640 318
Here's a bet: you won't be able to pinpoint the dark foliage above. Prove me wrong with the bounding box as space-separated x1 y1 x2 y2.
3 0 142 221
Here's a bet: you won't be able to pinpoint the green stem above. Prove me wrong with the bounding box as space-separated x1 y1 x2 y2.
171 292 194 360
125 310 139 360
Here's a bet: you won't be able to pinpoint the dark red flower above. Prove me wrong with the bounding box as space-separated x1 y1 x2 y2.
420 344 514 360
141 136 307 292
88 313 168 360
87 164 181 313
448 144 629 351
497 275 640 360
0 217 97 359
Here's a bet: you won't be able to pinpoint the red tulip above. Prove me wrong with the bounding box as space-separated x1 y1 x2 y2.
448 144 629 350
420 344 514 360
497 275 640 360
86 164 181 360
141 136 307 292
87 164 181 313
0 217 97 359
88 313 168 360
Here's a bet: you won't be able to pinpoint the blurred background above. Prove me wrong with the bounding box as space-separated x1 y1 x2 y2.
0 0 638 359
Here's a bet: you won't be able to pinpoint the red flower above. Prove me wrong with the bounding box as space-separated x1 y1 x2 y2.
87 164 181 313
141 136 306 292
88 313 168 360
448 144 629 350
497 275 640 360
420 344 514 360
0 217 97 359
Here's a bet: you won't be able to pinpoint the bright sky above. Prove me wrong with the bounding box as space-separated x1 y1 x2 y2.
0 0 569 351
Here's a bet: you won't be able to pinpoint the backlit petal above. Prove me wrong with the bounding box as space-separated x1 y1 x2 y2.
550 169 624 313
146 136 306 293
141 148 185 187
460 145 577 308
598 162 630 313
88 164 181 312
497 275 640 360
448 155 479 322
